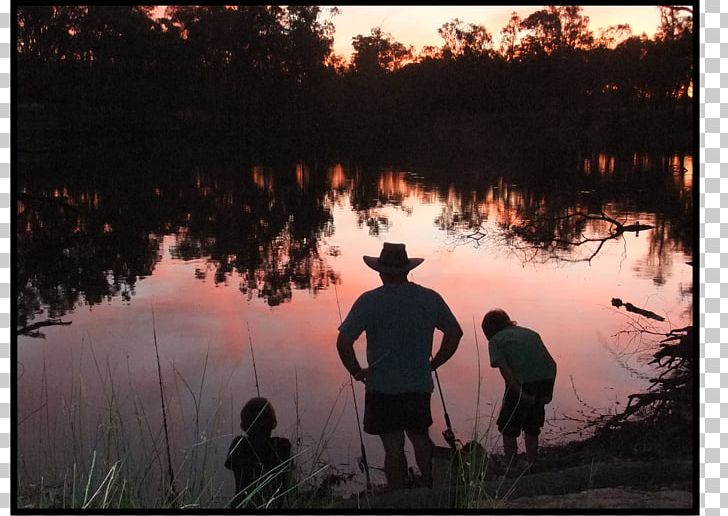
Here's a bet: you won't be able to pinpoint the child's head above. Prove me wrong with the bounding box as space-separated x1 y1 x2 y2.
482 309 516 340
240 397 277 437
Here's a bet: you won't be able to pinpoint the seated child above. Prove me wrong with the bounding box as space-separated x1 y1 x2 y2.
225 397 292 508
481 309 557 465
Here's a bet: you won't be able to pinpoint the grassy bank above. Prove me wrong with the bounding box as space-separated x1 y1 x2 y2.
15 341 355 510
17 374 693 511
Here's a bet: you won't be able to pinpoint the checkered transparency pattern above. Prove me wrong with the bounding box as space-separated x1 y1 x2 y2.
702 1 724 516
1 1 8 514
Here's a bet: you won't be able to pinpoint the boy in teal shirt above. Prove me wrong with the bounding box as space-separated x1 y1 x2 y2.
482 309 556 465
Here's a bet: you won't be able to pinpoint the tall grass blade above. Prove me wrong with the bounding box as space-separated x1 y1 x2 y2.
82 461 118 509
151 306 178 504
83 451 96 506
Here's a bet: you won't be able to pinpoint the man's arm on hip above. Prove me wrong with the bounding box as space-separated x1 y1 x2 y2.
336 332 363 377
431 320 463 370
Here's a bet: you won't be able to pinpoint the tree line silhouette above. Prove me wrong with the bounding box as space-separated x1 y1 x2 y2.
17 5 693 156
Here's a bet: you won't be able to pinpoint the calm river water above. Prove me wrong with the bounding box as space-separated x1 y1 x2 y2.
16 144 693 502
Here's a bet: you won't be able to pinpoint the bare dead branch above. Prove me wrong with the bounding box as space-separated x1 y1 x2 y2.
18 319 72 337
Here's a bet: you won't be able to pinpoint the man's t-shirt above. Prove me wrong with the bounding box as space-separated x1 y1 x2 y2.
338 282 458 394
488 325 556 384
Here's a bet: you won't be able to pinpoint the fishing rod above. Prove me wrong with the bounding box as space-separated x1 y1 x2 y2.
246 321 261 397
412 270 458 446
433 363 458 450
334 283 372 491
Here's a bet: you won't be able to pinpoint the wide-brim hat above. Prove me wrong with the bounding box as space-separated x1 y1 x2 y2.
363 242 424 274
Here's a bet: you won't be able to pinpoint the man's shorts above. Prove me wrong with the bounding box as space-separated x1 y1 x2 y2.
497 378 555 438
363 391 432 435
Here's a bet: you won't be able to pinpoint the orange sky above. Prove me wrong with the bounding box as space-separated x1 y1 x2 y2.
152 5 669 60
321 5 666 59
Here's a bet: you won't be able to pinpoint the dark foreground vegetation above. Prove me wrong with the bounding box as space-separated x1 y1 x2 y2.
17 5 693 158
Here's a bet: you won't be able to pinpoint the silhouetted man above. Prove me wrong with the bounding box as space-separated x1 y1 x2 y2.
336 242 463 490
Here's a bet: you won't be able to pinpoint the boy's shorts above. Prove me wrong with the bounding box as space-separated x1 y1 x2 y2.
497 378 555 438
363 391 432 435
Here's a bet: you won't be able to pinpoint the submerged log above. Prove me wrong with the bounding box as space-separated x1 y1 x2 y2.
620 222 654 234
610 298 665 321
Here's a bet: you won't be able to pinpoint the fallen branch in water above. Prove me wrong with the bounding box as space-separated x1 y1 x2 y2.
505 209 655 265
553 210 654 236
18 319 72 338
611 298 665 321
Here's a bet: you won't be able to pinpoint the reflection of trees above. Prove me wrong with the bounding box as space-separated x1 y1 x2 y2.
17 150 339 330
17 186 163 330
436 150 692 274
345 168 423 236
154 166 337 307
328 151 689 280
506 209 654 264
18 144 693 329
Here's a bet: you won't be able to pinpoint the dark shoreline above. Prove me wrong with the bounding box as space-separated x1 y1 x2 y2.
17 106 693 173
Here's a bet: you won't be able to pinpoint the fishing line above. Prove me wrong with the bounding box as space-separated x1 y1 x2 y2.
334 282 372 491
472 314 484 438
246 321 261 397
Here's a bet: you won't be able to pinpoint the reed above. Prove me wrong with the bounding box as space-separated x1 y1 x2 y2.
18 356 530 510
151 307 178 504
17 327 347 509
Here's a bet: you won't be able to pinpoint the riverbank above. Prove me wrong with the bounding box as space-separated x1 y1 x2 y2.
328 462 692 510
14 363 695 511
17 103 692 164
327 416 694 510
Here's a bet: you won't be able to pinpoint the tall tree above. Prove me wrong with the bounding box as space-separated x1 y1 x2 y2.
499 12 521 61
519 5 593 55
646 6 693 106
556 5 593 49
438 18 493 59
17 6 85 61
80 6 156 66
596 23 632 49
282 6 335 82
519 8 562 56
656 5 693 42
351 27 413 74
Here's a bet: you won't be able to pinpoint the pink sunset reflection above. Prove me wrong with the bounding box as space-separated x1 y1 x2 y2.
17 158 692 493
